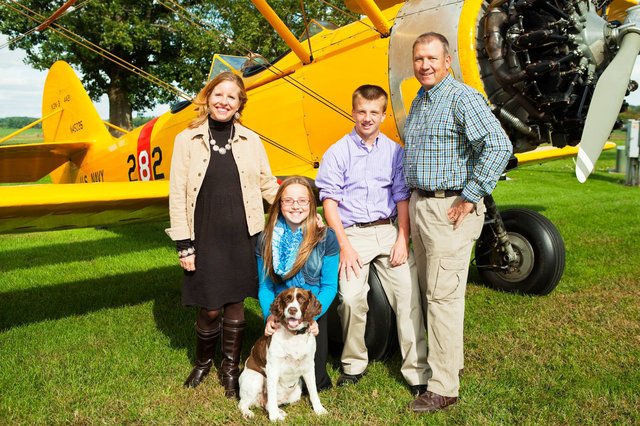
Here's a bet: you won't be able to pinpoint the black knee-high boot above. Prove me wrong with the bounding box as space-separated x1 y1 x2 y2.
184 323 220 388
314 314 333 391
218 318 246 398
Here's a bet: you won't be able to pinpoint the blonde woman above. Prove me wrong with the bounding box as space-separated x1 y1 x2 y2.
166 71 279 396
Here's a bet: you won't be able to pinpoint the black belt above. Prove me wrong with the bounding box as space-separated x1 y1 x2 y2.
353 218 393 228
413 188 462 198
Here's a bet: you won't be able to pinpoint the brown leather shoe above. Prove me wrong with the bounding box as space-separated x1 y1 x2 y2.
410 384 427 397
409 391 458 412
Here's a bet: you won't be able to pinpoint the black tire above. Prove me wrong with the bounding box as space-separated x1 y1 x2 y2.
327 264 398 361
475 208 565 295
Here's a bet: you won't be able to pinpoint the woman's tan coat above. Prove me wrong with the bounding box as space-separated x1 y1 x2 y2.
165 120 279 241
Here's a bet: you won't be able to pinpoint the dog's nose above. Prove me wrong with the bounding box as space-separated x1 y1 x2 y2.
288 307 298 315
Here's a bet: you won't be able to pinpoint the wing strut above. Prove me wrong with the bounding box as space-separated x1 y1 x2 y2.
36 0 78 31
251 0 312 64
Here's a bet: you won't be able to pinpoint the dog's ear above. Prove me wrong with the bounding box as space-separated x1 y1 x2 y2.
270 292 285 320
304 291 322 321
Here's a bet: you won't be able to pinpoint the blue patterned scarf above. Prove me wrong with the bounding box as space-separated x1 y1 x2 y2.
271 215 305 288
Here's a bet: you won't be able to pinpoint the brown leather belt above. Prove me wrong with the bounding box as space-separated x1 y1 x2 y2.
413 188 462 198
353 218 393 228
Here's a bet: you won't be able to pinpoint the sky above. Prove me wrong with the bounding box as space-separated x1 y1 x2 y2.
2 34 640 119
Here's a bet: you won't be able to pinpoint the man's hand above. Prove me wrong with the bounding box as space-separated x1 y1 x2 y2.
264 314 280 336
340 245 363 281
389 237 408 267
448 197 475 229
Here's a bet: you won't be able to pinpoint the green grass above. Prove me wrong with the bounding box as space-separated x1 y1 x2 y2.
1 146 639 424
0 127 44 145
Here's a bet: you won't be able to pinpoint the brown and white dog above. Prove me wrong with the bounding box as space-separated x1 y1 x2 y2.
238 287 327 421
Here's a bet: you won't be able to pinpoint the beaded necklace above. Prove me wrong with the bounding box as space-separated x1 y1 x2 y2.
208 123 234 155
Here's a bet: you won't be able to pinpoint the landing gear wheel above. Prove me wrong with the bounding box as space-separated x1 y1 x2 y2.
475 208 565 295
327 264 398 361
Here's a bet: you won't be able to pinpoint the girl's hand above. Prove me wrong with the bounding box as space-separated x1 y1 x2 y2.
265 314 280 336
308 320 319 336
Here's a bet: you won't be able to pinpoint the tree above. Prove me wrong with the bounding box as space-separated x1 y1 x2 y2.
0 0 352 129
620 104 640 121
215 1 353 60
0 117 40 129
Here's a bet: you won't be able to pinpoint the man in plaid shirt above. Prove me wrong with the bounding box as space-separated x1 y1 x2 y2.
403 32 512 412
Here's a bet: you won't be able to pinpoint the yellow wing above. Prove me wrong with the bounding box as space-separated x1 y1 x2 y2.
0 0 632 235
516 142 618 166
0 181 168 234
0 62 178 234
0 142 90 183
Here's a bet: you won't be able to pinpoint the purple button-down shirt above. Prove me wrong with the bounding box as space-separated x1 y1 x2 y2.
316 129 410 228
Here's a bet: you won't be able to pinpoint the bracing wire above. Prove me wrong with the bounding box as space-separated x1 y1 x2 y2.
1 0 192 101
3 1 186 99
1 0 91 50
2 0 368 166
317 0 379 33
153 0 341 165
151 0 354 165
299 0 314 60
159 0 354 122
0 26 38 50
36 0 78 31
253 129 316 166
4 0 315 165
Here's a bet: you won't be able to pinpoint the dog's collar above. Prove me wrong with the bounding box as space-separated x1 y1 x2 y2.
295 326 309 335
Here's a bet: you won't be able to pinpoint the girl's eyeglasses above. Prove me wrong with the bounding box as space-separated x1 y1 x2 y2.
281 198 310 207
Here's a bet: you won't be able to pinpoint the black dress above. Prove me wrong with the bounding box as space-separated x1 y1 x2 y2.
182 117 258 310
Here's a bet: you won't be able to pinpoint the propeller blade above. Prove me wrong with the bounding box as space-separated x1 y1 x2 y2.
576 31 640 183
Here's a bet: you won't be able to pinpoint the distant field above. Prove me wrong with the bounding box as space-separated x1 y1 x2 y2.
0 127 43 145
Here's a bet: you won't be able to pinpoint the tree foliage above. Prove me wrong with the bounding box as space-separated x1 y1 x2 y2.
0 117 41 128
619 104 640 121
0 0 352 128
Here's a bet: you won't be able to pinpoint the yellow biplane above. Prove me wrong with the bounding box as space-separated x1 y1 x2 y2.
0 0 636 357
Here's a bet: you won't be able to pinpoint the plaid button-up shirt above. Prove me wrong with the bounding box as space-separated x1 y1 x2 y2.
403 74 512 203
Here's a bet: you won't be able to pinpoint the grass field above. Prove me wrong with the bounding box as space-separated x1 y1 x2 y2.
1 142 639 425
0 127 43 145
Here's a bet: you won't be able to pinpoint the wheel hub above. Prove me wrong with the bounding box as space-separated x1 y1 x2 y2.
496 232 535 282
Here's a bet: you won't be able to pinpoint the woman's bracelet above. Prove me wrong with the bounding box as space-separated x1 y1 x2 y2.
178 247 195 259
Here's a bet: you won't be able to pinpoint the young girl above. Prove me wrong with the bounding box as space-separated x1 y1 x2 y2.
256 176 339 391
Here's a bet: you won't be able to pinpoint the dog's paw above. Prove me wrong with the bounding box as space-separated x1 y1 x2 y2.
241 410 255 419
239 402 254 419
314 405 328 416
268 408 287 422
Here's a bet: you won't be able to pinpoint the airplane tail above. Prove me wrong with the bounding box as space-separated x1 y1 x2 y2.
41 61 114 183
0 61 112 184
42 60 112 144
